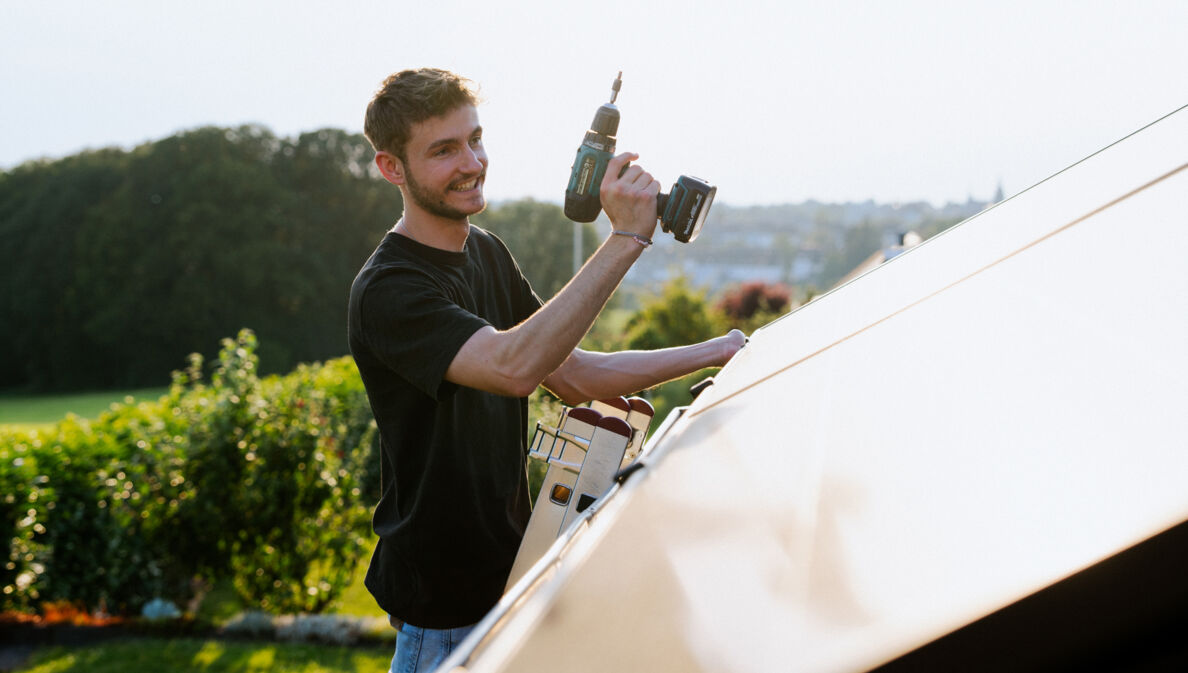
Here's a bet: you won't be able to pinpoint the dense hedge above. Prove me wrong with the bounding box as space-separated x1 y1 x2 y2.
0 330 377 616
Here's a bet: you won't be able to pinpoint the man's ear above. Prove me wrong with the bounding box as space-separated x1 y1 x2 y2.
375 151 405 186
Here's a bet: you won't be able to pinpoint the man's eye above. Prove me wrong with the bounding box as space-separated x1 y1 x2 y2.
470 136 482 147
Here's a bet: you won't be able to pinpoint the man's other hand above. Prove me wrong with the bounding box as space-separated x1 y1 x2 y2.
714 329 748 367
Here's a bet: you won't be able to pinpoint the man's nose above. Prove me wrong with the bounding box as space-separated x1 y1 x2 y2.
462 146 486 173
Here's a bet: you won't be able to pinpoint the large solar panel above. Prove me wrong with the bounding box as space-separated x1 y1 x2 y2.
444 105 1188 672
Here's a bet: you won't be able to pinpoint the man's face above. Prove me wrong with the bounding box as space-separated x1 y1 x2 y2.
400 105 488 221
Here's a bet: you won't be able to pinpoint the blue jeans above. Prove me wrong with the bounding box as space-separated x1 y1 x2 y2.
390 621 476 673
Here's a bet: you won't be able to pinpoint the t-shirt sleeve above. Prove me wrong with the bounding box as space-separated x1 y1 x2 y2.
512 263 543 324
359 268 489 400
487 230 544 324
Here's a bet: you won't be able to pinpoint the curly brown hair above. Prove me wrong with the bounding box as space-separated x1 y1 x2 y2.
363 68 481 161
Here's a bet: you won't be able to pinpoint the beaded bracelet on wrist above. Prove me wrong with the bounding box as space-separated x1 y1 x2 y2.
611 230 653 247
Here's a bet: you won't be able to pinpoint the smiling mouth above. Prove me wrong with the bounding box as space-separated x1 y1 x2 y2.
450 175 483 192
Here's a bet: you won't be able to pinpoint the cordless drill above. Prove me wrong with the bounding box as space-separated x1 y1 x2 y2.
563 72 717 243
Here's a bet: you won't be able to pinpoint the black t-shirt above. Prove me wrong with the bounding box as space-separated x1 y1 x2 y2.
347 225 543 628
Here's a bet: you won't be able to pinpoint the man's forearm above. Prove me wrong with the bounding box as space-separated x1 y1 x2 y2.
543 333 743 406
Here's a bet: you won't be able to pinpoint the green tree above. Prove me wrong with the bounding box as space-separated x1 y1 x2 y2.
0 126 402 392
0 149 128 388
624 275 719 351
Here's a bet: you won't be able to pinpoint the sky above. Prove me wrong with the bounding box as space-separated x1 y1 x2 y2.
3 0 1185 207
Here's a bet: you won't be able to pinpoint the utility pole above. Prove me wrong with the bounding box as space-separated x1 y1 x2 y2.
573 221 582 276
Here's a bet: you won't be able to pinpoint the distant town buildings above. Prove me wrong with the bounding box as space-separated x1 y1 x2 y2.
621 197 990 297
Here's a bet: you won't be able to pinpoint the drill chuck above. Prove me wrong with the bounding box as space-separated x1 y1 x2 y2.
564 76 621 223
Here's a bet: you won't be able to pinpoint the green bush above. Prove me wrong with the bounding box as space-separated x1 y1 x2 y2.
0 427 38 609
623 276 720 352
0 330 377 616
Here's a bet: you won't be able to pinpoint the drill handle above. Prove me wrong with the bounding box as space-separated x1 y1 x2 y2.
656 191 670 219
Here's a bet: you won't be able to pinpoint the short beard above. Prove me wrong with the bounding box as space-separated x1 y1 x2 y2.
404 165 485 221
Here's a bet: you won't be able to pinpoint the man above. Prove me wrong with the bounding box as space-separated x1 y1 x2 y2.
348 68 745 672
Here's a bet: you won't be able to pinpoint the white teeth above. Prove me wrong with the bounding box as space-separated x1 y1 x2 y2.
452 179 478 191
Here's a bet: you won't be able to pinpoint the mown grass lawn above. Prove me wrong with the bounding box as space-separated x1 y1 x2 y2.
328 555 386 619
18 638 391 673
0 387 169 432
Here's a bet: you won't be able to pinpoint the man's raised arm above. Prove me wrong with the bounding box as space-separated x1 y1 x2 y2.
445 152 659 397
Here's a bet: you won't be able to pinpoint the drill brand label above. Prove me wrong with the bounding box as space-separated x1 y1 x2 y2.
576 155 597 195
681 192 702 229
